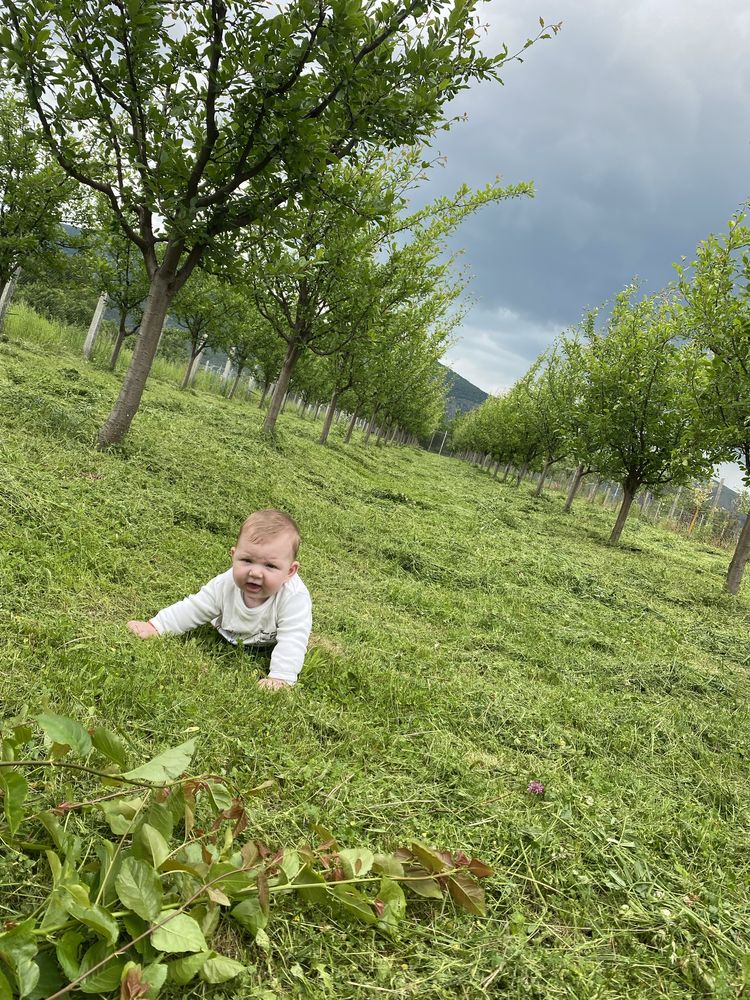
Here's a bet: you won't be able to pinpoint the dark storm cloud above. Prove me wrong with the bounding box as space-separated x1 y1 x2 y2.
417 0 750 405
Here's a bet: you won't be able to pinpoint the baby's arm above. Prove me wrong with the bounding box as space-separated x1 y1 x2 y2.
262 589 313 687
128 575 224 639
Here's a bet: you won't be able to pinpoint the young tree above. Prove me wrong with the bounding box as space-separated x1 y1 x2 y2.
223 301 277 400
0 92 76 326
1 0 556 445
678 215 750 594
577 287 717 544
170 271 235 389
87 211 150 369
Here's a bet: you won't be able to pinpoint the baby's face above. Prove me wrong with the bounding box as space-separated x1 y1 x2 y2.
230 530 299 608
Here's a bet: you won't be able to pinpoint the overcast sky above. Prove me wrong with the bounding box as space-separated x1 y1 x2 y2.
415 0 750 490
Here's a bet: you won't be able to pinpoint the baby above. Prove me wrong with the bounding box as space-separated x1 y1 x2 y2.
127 509 312 688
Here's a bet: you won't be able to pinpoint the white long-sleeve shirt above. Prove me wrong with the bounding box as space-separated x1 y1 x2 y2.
150 570 312 685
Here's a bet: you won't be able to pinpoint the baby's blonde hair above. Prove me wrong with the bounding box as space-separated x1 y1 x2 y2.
238 509 300 558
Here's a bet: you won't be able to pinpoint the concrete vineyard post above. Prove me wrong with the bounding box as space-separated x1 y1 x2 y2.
83 292 108 361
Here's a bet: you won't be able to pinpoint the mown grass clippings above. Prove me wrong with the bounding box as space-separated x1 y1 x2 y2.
1 311 749 998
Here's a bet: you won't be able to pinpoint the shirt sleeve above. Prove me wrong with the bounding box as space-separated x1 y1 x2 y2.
150 575 224 635
267 586 313 685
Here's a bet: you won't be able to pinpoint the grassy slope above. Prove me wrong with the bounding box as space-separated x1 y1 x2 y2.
1 308 749 999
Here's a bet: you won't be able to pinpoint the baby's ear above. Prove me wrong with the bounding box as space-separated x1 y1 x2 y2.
288 561 299 578
229 546 236 559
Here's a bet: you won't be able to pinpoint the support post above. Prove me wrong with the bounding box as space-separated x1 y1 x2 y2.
83 292 108 360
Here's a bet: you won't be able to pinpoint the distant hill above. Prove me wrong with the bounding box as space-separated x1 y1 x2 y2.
440 363 488 420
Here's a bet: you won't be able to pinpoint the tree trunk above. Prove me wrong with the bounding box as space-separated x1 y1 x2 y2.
609 485 636 544
534 459 552 497
588 476 602 502
181 348 202 390
258 382 271 408
97 275 173 448
501 462 511 482
563 465 585 513
516 462 528 485
319 389 339 445
724 514 750 594
344 409 359 444
363 412 378 445
109 316 129 370
263 342 302 434
228 365 245 400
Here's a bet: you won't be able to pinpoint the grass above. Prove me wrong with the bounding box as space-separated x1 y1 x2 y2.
1 304 749 999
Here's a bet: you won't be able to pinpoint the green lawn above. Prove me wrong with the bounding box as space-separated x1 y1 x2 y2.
1 308 749 998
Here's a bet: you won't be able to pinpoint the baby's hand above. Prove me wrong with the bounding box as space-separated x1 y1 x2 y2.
258 677 290 691
127 620 158 639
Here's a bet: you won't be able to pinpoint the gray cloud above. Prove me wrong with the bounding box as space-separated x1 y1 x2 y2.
417 0 750 489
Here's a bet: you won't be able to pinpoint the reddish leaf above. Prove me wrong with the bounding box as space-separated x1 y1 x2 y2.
311 824 338 850
247 779 277 796
454 851 470 867
120 966 149 999
373 898 386 918
410 842 449 874
240 842 259 868
446 873 486 916
467 858 494 879
257 871 269 915
233 810 248 838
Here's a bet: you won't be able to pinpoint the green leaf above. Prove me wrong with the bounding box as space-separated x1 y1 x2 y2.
142 961 168 995
377 877 406 928
199 954 246 983
205 861 257 897
116 857 163 921
0 921 38 997
56 930 83 980
123 739 197 783
279 849 301 883
0 968 13 1000
167 951 211 985
36 713 92 757
133 823 170 869
292 864 327 904
99 796 144 835
77 941 125 994
254 928 271 953
0 769 28 836
38 810 67 850
142 802 173 842
446 872 485 916
28 950 65 1000
205 781 232 812
61 891 119 945
91 727 129 768
410 841 449 873
404 876 443 899
331 884 378 924
151 912 207 954
231 896 268 935
338 848 374 880
372 853 404 878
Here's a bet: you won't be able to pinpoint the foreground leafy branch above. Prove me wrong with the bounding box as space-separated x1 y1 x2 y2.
0 712 493 998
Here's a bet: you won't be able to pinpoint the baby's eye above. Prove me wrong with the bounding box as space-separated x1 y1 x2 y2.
266 563 277 569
